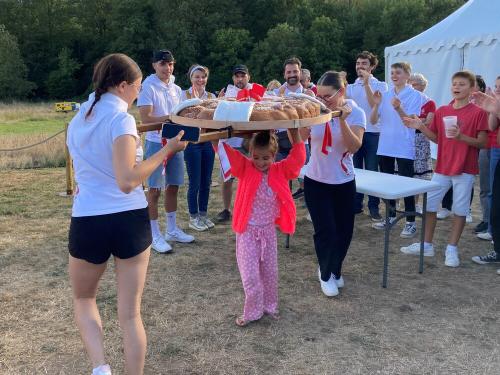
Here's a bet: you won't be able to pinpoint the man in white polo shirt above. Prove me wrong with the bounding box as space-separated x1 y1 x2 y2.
346 51 388 221
137 50 194 253
215 64 252 223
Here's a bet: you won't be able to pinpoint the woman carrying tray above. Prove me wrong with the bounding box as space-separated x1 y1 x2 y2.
181 65 216 231
302 71 366 297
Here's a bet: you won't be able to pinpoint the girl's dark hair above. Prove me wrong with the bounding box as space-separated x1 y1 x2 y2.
86 53 142 119
475 75 486 93
250 131 278 154
317 71 346 90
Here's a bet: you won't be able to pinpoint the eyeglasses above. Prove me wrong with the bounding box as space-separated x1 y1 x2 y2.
316 88 341 102
128 82 142 91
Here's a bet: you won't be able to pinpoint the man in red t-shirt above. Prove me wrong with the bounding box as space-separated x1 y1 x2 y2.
400 71 488 267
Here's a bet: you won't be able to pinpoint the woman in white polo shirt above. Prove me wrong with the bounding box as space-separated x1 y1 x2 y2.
67 53 186 375
302 71 366 297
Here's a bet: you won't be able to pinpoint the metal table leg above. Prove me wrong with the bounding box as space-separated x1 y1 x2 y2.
382 200 390 288
419 193 427 274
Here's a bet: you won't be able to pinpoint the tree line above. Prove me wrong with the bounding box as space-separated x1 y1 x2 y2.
0 0 464 101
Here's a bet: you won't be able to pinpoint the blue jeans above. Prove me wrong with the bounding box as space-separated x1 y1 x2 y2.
184 142 215 216
353 132 380 212
488 147 500 234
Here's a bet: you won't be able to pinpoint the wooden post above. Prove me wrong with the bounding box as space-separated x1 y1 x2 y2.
64 122 74 195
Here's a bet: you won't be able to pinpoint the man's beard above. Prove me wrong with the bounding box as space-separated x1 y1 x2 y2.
235 82 246 89
287 76 299 85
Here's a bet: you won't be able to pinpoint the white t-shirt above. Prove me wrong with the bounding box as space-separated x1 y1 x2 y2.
67 93 147 217
137 74 182 143
376 85 425 160
306 99 366 185
346 76 388 133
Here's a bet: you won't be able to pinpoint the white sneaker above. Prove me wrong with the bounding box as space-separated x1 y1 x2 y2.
372 217 396 230
189 217 208 232
332 274 344 288
400 242 435 256
165 227 195 243
445 247 460 267
477 232 493 241
151 235 172 253
92 364 112 375
200 216 215 229
400 222 417 238
466 209 473 223
318 268 339 297
437 208 452 220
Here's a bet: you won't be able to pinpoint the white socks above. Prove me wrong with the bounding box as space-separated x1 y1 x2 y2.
166 211 177 233
151 212 178 236
424 242 433 250
446 244 458 252
92 364 111 375
150 219 161 238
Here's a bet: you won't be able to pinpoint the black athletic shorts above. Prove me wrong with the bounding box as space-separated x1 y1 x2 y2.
68 207 152 264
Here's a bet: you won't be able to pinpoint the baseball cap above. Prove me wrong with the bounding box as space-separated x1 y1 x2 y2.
153 50 175 63
232 64 249 75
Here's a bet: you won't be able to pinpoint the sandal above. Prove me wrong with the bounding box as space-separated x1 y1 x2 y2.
235 316 250 327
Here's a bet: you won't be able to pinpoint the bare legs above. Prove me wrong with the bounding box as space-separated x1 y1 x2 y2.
424 211 466 246
69 248 150 374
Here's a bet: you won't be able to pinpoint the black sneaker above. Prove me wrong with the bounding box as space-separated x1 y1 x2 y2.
369 209 382 222
292 188 304 199
216 209 231 223
471 251 500 265
474 221 488 233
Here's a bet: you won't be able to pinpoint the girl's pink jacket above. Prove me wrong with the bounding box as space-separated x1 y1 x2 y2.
223 142 306 234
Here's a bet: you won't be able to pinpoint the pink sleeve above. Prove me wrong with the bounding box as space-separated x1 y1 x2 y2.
222 142 247 178
278 142 306 180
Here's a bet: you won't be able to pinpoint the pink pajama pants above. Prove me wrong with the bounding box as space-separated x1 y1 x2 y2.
236 223 278 321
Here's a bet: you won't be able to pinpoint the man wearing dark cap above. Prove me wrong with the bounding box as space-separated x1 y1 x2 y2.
137 50 195 252
215 64 253 222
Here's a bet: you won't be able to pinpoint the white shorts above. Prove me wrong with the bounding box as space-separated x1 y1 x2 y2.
426 173 475 217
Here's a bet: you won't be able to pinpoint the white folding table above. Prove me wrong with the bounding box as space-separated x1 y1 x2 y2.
353 168 441 287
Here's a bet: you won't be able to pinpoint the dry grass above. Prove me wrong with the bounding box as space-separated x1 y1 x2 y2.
0 167 499 375
0 102 141 170
0 133 67 169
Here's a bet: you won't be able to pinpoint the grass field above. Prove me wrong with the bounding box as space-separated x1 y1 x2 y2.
0 166 499 374
0 102 141 169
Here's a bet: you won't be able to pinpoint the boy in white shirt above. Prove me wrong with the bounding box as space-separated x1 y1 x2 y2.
369 62 425 238
137 50 194 253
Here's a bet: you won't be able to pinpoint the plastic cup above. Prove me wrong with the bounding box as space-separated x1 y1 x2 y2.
443 116 458 138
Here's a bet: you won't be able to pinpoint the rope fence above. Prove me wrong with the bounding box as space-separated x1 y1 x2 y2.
0 128 66 152
1 124 74 195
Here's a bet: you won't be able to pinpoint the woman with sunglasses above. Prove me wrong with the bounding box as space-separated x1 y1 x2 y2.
301 71 366 297
181 65 216 231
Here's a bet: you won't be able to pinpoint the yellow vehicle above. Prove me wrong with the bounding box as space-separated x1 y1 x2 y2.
55 102 80 112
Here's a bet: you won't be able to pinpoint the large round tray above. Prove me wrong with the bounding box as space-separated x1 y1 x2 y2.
169 110 337 130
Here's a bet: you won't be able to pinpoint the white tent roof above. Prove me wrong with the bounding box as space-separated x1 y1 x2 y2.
385 0 500 57
384 0 500 158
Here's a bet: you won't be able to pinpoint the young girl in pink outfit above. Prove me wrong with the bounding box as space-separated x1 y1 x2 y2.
222 129 305 326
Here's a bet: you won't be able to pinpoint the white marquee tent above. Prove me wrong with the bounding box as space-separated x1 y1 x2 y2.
384 0 500 106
